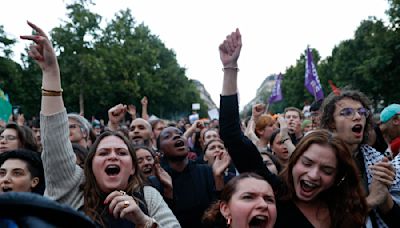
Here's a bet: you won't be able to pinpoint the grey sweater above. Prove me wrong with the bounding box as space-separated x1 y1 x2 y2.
41 109 180 227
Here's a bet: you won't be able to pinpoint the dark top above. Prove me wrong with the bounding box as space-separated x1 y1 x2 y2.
220 94 400 228
275 200 314 228
219 94 281 191
163 160 217 228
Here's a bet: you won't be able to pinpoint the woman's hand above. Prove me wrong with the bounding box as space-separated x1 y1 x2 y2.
219 28 242 68
20 21 59 73
104 190 150 225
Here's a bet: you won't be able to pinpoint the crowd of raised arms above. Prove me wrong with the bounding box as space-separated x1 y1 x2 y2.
0 22 399 228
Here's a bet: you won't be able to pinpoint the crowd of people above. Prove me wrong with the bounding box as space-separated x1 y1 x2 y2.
0 22 399 227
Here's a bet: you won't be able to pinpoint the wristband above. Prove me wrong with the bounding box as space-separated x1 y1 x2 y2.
222 67 239 72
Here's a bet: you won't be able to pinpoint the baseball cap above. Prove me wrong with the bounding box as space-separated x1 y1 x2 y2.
380 104 400 123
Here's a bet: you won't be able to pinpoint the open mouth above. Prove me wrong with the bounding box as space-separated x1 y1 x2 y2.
2 186 13 192
352 124 363 133
105 165 121 176
174 139 185 147
142 166 153 174
249 215 268 228
300 180 318 192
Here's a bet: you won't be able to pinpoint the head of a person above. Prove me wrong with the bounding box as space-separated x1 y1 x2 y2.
301 119 312 134
83 131 145 226
129 118 152 146
210 119 219 129
83 130 144 201
68 114 91 146
269 129 289 164
150 119 166 140
219 173 276 228
320 90 372 152
72 143 89 168
310 99 323 130
203 128 220 148
284 107 303 134
281 130 367 226
157 127 188 162
31 118 41 150
379 104 400 142
260 151 281 175
0 149 45 195
255 114 275 141
134 145 155 177
0 123 38 153
203 139 227 165
92 120 102 136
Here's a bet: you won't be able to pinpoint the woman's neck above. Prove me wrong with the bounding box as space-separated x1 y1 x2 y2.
295 199 331 228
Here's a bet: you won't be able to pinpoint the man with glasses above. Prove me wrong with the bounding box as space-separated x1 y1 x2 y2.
320 89 400 227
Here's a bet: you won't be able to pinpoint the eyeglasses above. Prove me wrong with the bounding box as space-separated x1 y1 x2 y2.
0 135 18 141
338 107 370 119
69 124 81 129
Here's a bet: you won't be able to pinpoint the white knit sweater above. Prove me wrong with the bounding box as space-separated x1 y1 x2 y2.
41 109 180 227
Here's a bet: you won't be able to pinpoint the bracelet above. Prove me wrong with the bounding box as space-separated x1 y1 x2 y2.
41 87 63 96
222 67 239 72
144 217 157 228
280 137 290 144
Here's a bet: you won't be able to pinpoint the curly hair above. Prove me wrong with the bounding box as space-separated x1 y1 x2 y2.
82 130 146 226
280 130 368 227
319 89 373 144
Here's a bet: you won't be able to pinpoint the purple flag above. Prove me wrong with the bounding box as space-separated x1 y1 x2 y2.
305 47 324 100
268 73 283 104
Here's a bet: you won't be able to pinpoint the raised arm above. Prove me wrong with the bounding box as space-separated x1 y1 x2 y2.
141 96 149 120
218 29 281 191
21 21 84 209
20 21 63 115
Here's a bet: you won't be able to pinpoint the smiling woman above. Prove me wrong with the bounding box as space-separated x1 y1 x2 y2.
20 21 180 227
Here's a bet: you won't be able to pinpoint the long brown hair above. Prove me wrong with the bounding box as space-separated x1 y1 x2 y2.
82 131 146 226
280 130 367 227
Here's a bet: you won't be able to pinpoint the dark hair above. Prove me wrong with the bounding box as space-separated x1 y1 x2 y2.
203 138 225 154
133 145 156 157
83 131 146 226
260 151 282 174
31 118 40 129
202 173 272 227
149 119 165 131
320 89 373 144
284 107 304 119
4 123 38 152
72 143 89 168
0 149 45 195
280 129 367 227
269 129 281 147
310 99 324 112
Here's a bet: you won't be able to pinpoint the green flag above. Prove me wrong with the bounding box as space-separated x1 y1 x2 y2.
0 88 12 122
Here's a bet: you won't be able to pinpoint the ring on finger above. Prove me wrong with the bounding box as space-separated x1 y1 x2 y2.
123 200 130 208
119 190 126 196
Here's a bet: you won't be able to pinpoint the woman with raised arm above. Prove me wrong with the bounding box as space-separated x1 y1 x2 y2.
21 21 180 228
218 29 374 227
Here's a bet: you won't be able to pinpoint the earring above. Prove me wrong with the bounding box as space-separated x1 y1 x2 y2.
227 216 232 226
336 176 346 186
